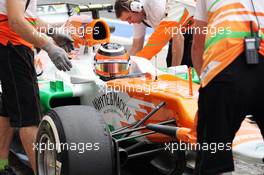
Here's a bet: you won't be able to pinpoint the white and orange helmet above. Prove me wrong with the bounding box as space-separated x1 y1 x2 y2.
94 43 131 80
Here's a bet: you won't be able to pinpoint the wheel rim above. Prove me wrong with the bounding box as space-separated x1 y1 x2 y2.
38 134 56 175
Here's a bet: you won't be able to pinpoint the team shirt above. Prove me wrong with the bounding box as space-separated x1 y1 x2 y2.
0 0 37 47
135 0 196 60
195 0 264 87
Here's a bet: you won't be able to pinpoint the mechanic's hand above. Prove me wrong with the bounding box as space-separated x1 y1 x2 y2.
43 42 72 71
48 28 74 53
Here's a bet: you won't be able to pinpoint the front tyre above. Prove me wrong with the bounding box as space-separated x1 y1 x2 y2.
36 106 114 175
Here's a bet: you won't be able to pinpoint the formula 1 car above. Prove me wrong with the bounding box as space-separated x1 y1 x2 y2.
5 2 264 175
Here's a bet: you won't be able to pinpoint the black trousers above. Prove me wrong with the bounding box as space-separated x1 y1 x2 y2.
0 43 41 127
195 53 264 174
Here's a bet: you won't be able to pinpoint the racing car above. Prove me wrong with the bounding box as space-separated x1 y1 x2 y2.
5 2 264 175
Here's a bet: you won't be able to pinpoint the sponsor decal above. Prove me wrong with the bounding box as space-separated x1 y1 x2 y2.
92 92 132 121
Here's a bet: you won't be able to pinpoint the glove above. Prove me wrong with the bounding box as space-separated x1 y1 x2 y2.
43 41 72 71
48 28 74 53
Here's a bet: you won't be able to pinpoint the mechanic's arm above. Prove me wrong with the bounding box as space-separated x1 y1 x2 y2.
191 0 208 75
7 0 49 48
7 0 72 71
130 36 145 55
35 17 64 33
136 3 191 60
191 20 207 75
171 32 184 66
35 17 51 33
136 21 178 60
34 17 74 52
135 0 172 60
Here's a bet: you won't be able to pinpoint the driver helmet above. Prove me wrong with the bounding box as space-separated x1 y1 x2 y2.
95 43 131 80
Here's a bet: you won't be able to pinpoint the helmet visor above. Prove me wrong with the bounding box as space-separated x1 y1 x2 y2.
95 61 130 76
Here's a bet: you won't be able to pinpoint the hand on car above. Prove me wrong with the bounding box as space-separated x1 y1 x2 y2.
42 41 72 71
48 28 74 53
